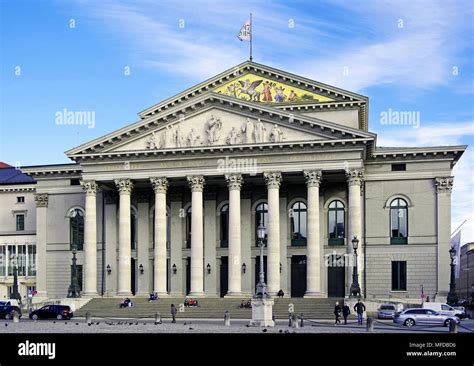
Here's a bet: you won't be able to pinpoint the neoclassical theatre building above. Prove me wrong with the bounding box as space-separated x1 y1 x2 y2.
0 61 466 302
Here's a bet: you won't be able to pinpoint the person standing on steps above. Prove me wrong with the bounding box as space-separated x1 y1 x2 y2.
334 301 342 325
170 304 177 323
342 302 351 325
353 299 366 325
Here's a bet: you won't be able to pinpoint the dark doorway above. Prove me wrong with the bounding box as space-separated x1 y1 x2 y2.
131 258 136 295
186 257 191 295
254 256 267 293
70 264 83 292
291 255 307 297
328 255 345 297
220 256 228 297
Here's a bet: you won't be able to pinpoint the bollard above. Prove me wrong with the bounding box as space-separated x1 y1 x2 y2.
366 317 374 332
288 313 293 327
224 311 231 326
85 312 92 325
292 313 299 329
449 319 458 333
155 312 161 325
300 313 304 327
12 312 20 323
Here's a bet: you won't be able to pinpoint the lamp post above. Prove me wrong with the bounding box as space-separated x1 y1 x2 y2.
447 247 458 305
11 255 21 303
255 224 268 298
67 244 81 298
349 236 361 297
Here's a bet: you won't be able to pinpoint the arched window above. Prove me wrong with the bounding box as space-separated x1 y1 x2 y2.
186 206 192 248
390 198 408 244
220 204 229 248
131 209 137 250
69 209 84 251
328 200 345 245
290 201 307 246
255 202 268 246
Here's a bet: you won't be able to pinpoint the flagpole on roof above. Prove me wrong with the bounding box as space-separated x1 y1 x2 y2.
451 219 467 237
250 12 253 61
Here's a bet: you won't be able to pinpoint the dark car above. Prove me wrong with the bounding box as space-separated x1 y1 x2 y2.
0 305 22 319
29 305 73 320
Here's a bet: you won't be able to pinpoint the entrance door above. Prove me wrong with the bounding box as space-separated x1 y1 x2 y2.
220 256 228 297
328 265 345 297
131 258 136 295
186 257 191 295
254 256 267 293
291 255 307 297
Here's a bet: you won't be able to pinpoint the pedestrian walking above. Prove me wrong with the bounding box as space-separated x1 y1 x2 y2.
170 304 177 323
353 299 366 325
342 302 350 324
334 301 342 325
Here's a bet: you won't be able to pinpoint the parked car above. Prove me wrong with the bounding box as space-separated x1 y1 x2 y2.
29 305 73 320
0 299 20 307
377 304 397 319
422 302 466 318
0 305 22 319
394 308 460 327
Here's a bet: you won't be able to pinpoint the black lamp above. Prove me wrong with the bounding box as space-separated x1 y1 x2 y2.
172 263 177 274
139 264 144 275
242 263 247 274
349 236 361 297
447 247 458 305
106 265 111 275
206 263 211 274
257 224 266 240
280 263 282 273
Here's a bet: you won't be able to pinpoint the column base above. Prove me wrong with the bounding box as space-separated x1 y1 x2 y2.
187 292 206 298
304 292 327 298
224 292 244 298
156 292 171 298
169 292 185 298
117 291 132 297
249 297 275 327
134 292 149 297
82 292 99 298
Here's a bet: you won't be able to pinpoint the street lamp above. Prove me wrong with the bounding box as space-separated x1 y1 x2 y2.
10 255 21 303
139 264 144 275
447 247 458 305
255 224 268 298
67 244 81 298
242 263 246 274
172 263 177 275
206 263 211 274
349 236 361 297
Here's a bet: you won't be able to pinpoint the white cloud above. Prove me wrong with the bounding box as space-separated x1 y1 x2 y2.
377 121 474 244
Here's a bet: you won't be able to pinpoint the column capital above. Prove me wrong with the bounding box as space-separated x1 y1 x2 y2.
187 175 205 192
114 178 134 194
34 193 49 208
150 177 169 194
346 169 364 186
264 171 282 189
225 174 244 191
435 176 454 194
80 180 97 196
303 170 322 187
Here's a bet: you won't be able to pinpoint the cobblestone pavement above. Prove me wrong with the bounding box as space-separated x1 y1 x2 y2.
1 318 473 333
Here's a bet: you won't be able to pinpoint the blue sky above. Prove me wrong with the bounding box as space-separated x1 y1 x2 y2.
1 0 473 242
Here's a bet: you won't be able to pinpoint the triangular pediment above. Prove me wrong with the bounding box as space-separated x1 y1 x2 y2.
66 93 375 159
138 61 368 119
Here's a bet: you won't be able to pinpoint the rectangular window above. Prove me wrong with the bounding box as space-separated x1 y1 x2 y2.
16 214 25 231
17 196 25 203
392 261 407 291
0 246 5 276
28 244 36 276
391 164 406 171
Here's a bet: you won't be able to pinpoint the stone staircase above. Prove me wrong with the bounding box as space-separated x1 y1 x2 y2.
76 297 343 319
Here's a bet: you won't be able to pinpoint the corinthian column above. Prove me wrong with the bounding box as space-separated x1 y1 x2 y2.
187 175 205 296
304 170 322 297
150 177 169 296
34 193 48 299
115 178 133 296
264 172 282 295
346 169 364 295
81 180 98 296
225 174 243 296
435 176 453 298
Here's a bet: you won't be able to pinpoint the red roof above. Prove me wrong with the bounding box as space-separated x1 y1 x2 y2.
0 162 13 169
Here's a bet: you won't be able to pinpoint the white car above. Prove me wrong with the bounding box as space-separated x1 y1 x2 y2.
394 308 460 327
422 302 465 318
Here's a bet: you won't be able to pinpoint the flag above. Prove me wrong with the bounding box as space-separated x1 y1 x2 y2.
237 19 251 41
450 229 461 278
